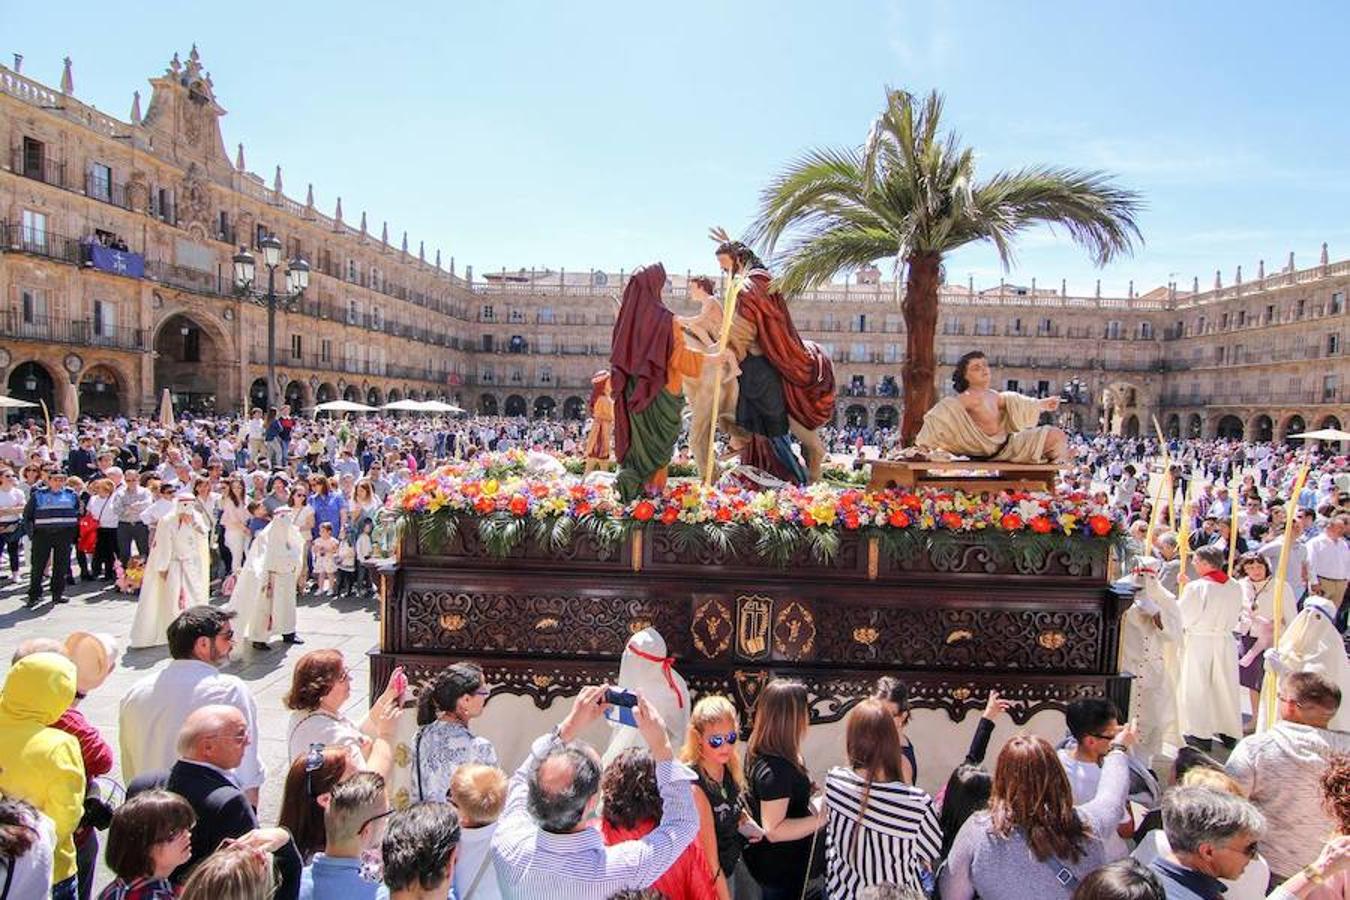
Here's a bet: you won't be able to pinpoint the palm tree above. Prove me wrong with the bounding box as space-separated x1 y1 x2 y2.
747 88 1143 445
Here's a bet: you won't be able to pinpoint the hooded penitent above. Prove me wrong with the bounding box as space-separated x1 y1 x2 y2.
0 652 86 883
603 627 690 766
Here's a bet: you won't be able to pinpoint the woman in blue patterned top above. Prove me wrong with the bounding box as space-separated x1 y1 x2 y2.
413 662 497 803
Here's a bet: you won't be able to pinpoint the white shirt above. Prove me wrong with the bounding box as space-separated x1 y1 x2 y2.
1057 750 1129 862
6 807 55 899
287 709 368 770
0 486 25 523
454 822 502 900
118 658 267 790
1305 532 1350 581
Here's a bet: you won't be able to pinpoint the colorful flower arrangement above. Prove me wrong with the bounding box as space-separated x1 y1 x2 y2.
392 457 1121 565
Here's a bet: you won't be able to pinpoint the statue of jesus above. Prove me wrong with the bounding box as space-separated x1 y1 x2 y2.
914 351 1070 463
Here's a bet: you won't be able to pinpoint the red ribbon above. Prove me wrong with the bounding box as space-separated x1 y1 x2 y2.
1201 569 1230 584
626 641 684 709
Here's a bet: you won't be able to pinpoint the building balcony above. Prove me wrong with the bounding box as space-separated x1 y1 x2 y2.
0 221 81 264
10 146 68 189
84 173 135 211
3 310 146 351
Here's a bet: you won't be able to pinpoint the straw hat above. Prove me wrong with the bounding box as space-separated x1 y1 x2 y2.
63 631 122 695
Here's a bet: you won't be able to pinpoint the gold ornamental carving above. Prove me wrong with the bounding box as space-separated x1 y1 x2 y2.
439 613 466 633
733 669 770 712
853 626 879 646
531 674 554 688
951 687 972 702
945 629 974 645
393 743 410 768
772 600 817 661
691 597 732 659
1037 630 1067 650
736 595 772 661
534 617 560 633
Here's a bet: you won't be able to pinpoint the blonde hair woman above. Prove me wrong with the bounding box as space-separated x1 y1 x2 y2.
680 695 755 900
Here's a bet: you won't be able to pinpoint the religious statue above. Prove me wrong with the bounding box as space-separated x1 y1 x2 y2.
676 276 739 481
610 263 720 501
582 370 614 476
914 350 1069 463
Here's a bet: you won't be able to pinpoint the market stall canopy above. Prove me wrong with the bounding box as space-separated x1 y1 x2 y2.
414 399 464 413
1288 428 1350 442
0 395 38 409
382 399 429 412
313 400 378 413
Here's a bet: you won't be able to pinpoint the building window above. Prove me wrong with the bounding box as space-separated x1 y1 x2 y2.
975 317 993 336
1238 310 1247 327
1333 292 1346 315
509 308 525 323
218 211 230 242
291 334 303 359
345 258 357 282
537 334 554 354
1010 318 1023 335
1215 346 1225 363
1138 322 1153 339
320 339 332 363
1296 299 1306 319
883 343 898 364
1265 304 1275 324
21 136 45 180
1105 320 1122 340
1005 379 1020 392
538 307 555 324
1197 315 1206 333
510 367 523 384
88 163 112 202
853 314 867 333
850 343 867 362
1037 379 1051 397
481 305 495 321
1324 374 1340 402
372 307 383 329
481 334 495 353
1329 333 1341 355
92 299 115 338
21 288 47 325
20 209 47 250
1038 317 1052 336
538 365 553 384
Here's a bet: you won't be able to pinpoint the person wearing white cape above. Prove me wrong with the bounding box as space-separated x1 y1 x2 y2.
230 506 305 650
1117 556 1184 767
1175 544 1245 745
128 495 210 648
1259 596 1350 732
602 627 689 766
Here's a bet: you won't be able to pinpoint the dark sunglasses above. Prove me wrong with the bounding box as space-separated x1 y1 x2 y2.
705 731 738 749
358 808 395 833
305 742 326 796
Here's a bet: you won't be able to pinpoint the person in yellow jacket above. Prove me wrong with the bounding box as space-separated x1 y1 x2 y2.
0 651 86 897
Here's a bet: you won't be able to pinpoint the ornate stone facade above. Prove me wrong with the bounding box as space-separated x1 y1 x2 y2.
3 50 1347 439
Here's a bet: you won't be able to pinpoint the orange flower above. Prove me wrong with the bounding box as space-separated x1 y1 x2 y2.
633 500 655 522
714 507 732 523
1030 515 1053 534
575 501 592 518
1001 513 1024 531
940 512 963 530
660 507 679 525
531 483 549 498
888 510 911 528
508 495 529 516
473 496 494 515
843 510 861 530
1089 514 1113 536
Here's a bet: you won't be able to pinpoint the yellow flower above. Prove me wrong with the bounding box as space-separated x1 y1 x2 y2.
483 479 500 497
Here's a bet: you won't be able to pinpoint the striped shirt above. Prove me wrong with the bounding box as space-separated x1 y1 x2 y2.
490 731 699 900
824 766 942 898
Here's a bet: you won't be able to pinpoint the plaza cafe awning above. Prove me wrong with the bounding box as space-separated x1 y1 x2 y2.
1287 428 1350 442
0 395 38 409
312 400 378 414
382 399 464 414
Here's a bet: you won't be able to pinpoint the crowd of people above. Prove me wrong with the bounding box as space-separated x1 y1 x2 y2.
0 406 1347 899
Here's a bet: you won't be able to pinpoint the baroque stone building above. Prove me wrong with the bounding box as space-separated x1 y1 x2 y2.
3 50 1348 440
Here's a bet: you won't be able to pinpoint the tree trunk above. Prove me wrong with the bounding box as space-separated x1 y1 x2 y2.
899 252 942 445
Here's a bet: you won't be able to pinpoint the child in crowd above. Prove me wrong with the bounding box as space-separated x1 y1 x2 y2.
335 538 357 597
354 518 375 596
245 500 269 551
116 555 145 594
311 521 339 595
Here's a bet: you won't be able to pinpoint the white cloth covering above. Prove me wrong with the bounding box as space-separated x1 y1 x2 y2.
230 509 305 642
128 504 210 649
602 627 689 766
1176 575 1244 741
1120 560 1183 765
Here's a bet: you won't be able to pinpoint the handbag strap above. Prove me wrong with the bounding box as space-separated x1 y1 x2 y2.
461 849 494 900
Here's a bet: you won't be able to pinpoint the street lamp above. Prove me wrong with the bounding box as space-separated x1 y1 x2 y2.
233 234 309 408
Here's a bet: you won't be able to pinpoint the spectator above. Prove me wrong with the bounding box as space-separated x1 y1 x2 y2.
298 772 389 900
856 887 926 900
743 679 825 900
1147 787 1265 900
22 467 80 608
936 764 993 865
1235 552 1298 721
97 789 195 900
0 468 26 581
448 764 507 900
939 727 1137 900
1132 768 1270 900
179 841 277 900
1306 513 1350 632
601 747 718 900
0 650 86 899
0 795 56 900
679 694 751 900
1058 697 1133 861
162 705 302 898
1267 754 1350 899
870 677 917 783
279 745 358 863
112 468 152 565
489 686 698 900
1225 671 1350 882
87 477 119 582
379 802 461 900
1071 859 1166 900
414 663 498 803
118 606 266 803
284 649 399 776
824 699 941 897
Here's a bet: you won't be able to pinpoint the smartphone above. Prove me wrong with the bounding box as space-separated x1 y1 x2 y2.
603 688 638 708
389 667 408 698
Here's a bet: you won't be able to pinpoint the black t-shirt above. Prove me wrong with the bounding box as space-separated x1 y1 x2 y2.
743 753 821 888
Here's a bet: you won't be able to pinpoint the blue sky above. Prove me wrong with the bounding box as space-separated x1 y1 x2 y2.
8 1 1349 294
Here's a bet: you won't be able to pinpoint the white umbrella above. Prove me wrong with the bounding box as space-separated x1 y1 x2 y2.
382 399 428 412
313 399 377 414
0 395 37 409
416 399 463 413
1288 429 1350 442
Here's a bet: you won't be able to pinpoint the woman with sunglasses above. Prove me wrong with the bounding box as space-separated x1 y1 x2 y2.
679 694 756 900
413 662 497 803
283 649 400 778
277 745 357 863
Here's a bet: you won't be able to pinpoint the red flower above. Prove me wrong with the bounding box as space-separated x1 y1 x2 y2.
1088 514 1113 536
473 496 494 515
843 510 860 530
508 495 529 516
1030 515 1053 534
715 507 732 523
940 512 963 530
574 501 592 518
530 483 549 498
1001 513 1024 531
888 510 911 528
660 507 679 525
569 485 589 499
633 500 655 522
802 511 817 528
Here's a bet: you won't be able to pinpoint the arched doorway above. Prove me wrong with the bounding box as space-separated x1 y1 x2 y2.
387 388 403 405
1122 414 1140 437
366 386 382 407
505 395 526 417
1320 415 1343 431
284 380 307 410
1280 415 1305 442
78 366 122 418
533 396 556 419
1164 414 1180 439
874 405 898 430
563 396 585 421
1187 414 1203 439
248 378 269 413
7 361 57 420
407 389 421 401
342 385 360 403
155 314 225 414
479 394 499 416
1216 415 1244 440
845 404 868 428
316 383 336 405
1251 415 1273 442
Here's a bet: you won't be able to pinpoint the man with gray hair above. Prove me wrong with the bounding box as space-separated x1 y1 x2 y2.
1226 671 1350 882
490 685 698 899
1149 786 1265 899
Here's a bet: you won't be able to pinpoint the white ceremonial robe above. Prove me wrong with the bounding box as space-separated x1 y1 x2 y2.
230 517 304 642
129 508 210 649
1176 574 1244 740
603 627 690 766
1121 568 1183 765
1259 603 1350 733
